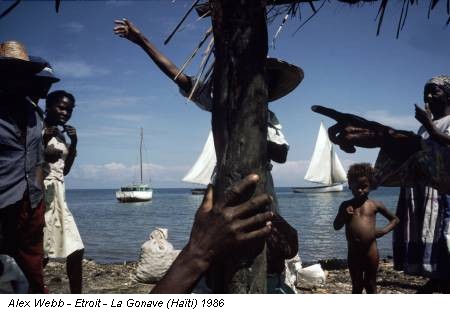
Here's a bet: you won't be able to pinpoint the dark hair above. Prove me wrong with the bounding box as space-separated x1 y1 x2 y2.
347 163 375 185
46 90 75 109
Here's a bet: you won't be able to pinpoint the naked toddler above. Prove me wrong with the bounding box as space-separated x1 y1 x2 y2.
334 163 399 294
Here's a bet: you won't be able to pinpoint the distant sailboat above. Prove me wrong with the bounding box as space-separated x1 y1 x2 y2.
292 122 347 193
116 128 153 202
182 131 216 195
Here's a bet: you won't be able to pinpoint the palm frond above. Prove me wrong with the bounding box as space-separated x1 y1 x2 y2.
0 0 21 19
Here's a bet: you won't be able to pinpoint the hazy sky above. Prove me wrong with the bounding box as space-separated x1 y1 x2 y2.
1 0 449 188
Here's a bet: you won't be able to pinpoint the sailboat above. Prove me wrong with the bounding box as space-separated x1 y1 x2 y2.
182 131 216 195
116 128 153 202
292 122 347 193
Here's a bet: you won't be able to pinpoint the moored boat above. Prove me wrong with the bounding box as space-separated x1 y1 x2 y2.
116 128 153 202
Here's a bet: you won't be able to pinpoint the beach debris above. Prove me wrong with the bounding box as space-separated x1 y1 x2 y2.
284 254 327 291
134 228 180 284
297 263 327 287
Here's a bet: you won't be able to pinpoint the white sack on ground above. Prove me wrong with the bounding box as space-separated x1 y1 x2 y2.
135 228 180 284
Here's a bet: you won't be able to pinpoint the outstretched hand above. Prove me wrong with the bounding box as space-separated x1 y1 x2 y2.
188 174 273 263
113 18 142 44
311 105 386 153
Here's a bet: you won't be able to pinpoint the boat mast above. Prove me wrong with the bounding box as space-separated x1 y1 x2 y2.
330 143 334 184
140 127 143 184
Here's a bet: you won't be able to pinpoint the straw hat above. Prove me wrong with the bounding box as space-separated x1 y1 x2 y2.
266 58 304 102
0 41 45 75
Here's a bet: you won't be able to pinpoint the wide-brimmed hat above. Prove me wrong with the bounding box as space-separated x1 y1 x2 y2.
0 41 46 75
29 56 60 83
266 58 303 102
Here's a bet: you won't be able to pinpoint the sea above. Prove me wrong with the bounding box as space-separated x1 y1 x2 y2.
66 187 400 264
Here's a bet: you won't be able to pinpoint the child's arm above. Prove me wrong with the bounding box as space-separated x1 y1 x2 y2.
375 201 399 238
333 202 351 230
415 104 450 146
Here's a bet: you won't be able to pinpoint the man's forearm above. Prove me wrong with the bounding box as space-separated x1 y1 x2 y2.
381 128 422 161
150 243 211 294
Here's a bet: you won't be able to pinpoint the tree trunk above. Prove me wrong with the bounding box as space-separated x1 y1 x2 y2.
209 0 269 293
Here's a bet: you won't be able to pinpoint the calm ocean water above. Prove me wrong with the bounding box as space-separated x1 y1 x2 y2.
66 187 400 264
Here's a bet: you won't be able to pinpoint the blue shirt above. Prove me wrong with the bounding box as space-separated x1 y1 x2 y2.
0 96 44 209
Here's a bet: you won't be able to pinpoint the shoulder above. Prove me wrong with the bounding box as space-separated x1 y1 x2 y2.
339 199 353 208
435 115 450 134
180 77 212 112
367 198 384 209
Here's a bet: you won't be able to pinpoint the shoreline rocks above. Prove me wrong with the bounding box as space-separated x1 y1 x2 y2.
44 258 428 294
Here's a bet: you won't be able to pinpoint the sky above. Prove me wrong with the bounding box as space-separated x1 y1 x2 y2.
1 0 450 188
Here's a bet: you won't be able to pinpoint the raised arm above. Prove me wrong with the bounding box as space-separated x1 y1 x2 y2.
151 174 273 294
113 18 192 93
62 125 77 176
415 104 450 146
312 105 422 161
333 202 351 231
375 201 399 238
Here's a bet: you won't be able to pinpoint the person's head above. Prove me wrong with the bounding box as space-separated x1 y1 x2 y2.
424 75 450 119
347 163 374 199
45 90 75 126
0 41 59 100
29 57 60 100
0 41 46 97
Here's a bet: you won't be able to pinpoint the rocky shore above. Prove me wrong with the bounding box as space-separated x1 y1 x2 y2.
44 258 428 294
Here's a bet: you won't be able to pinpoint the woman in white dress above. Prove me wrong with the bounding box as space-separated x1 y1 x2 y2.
43 90 84 293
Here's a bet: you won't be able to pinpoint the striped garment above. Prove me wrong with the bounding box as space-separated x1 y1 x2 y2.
391 115 450 279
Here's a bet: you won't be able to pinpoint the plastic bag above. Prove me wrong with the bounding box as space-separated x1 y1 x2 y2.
284 254 302 293
297 263 327 286
135 228 180 284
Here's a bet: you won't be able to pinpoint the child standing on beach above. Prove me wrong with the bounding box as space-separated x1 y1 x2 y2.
334 163 399 294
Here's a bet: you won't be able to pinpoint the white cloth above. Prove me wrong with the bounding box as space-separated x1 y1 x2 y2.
43 129 83 258
43 131 68 182
43 179 84 258
180 79 289 147
418 115 450 260
0 255 28 294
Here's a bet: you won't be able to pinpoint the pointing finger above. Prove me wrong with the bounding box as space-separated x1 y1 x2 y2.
311 105 345 122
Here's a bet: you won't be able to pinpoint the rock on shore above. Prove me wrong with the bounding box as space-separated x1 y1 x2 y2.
44 258 428 294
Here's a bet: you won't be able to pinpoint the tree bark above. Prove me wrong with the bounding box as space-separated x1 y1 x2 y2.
209 0 269 293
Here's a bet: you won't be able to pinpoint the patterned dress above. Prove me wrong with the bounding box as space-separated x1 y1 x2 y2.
376 116 450 279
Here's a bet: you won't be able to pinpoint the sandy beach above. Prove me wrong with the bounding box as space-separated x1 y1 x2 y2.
44 258 428 294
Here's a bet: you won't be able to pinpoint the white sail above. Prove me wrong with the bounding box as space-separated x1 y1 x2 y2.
182 131 217 185
331 146 347 183
304 122 347 185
